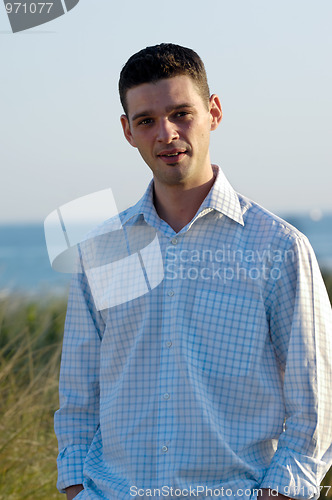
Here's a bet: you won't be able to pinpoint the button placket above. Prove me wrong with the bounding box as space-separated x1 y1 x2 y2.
158 236 180 466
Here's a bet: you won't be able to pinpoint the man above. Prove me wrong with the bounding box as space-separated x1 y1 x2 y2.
55 43 332 500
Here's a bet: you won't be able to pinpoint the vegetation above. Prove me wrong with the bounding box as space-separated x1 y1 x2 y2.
0 295 66 499
0 274 331 498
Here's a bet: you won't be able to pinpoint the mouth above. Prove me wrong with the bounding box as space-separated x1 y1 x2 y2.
157 150 188 163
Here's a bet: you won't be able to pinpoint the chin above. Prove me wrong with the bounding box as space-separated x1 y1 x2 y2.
159 170 192 187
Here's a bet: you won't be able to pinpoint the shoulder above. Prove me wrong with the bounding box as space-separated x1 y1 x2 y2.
77 202 142 268
84 203 140 240
237 193 310 251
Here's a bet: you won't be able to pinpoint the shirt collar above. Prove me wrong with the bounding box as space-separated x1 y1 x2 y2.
200 165 244 226
121 165 244 228
121 179 157 227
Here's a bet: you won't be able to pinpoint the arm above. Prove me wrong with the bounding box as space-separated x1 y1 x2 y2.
54 262 104 493
260 235 332 499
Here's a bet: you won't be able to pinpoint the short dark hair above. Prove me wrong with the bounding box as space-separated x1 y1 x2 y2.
119 43 210 116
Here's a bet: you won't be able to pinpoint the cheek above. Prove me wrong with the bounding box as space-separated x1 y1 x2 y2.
134 137 154 160
189 118 210 136
134 130 153 147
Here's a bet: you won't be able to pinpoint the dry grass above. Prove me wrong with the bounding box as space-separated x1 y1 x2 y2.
0 273 331 498
0 296 65 499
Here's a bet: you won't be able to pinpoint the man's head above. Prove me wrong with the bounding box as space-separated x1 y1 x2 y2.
119 43 210 116
119 43 222 192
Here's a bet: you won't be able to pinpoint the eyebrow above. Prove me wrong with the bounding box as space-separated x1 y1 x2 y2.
131 103 195 122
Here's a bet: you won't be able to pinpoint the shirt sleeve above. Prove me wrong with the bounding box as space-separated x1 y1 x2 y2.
54 260 104 493
260 235 332 499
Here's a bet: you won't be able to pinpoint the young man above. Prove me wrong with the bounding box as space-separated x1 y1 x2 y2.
55 44 332 500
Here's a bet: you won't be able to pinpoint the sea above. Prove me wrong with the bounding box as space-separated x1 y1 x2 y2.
0 213 332 296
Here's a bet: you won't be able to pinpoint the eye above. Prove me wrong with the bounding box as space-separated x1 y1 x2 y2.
174 111 189 118
138 118 153 126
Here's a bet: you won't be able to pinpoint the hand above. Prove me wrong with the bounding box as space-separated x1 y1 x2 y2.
65 484 84 500
261 489 292 500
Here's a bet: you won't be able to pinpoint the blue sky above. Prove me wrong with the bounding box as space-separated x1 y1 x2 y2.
1 0 331 222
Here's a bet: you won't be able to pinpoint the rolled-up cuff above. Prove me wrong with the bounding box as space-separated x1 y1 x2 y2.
259 446 325 500
56 444 90 493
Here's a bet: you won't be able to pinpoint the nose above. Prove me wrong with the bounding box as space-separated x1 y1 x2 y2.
156 118 179 143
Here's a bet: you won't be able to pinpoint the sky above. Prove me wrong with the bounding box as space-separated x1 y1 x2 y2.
0 0 331 223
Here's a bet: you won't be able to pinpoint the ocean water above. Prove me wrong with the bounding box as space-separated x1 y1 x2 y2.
285 213 332 271
0 214 331 294
0 224 70 295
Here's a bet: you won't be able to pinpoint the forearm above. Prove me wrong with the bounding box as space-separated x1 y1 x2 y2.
265 236 332 499
55 270 103 494
65 484 84 500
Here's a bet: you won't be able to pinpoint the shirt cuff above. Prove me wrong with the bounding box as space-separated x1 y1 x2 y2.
259 446 324 500
56 444 90 493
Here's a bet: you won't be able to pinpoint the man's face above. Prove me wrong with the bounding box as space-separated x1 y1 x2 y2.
121 75 222 189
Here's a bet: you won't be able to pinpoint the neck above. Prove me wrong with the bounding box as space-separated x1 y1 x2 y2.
153 167 216 233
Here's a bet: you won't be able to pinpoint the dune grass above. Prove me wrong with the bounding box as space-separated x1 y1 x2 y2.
0 274 332 498
0 295 65 499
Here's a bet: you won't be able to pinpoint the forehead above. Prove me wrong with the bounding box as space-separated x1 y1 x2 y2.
125 75 204 117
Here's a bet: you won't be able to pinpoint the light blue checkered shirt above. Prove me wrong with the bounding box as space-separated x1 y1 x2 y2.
55 166 332 499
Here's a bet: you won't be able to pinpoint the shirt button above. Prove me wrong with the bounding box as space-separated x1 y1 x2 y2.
171 237 178 245
162 445 168 453
167 290 175 297
163 393 170 400
166 341 172 348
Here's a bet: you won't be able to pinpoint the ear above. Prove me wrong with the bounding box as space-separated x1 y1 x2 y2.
120 114 137 148
209 94 222 131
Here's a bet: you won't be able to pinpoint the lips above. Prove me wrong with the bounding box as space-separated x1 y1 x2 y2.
157 149 187 163
157 149 186 157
